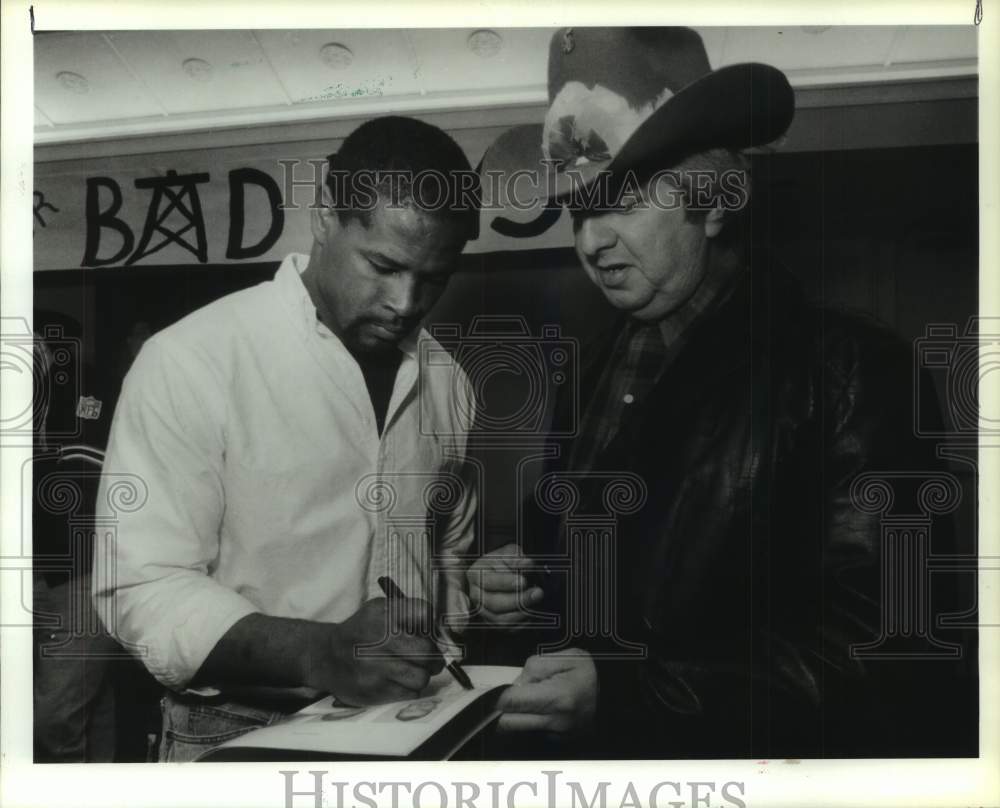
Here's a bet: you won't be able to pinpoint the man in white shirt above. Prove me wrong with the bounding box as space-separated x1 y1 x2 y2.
94 116 480 761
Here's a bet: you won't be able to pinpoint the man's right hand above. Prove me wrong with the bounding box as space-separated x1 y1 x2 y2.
467 543 544 628
303 597 445 706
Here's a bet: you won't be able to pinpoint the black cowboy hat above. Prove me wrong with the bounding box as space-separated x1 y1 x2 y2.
480 27 795 205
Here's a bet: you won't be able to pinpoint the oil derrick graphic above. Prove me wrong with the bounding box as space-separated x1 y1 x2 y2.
127 169 210 265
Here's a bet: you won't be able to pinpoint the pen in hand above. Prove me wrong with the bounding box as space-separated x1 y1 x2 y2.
377 575 474 690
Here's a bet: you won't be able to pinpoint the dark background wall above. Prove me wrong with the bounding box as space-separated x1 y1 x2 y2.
35 141 980 549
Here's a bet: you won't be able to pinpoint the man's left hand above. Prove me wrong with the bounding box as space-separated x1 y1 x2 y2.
496 650 597 734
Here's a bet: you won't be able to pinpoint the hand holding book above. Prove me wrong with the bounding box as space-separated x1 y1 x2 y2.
497 650 598 734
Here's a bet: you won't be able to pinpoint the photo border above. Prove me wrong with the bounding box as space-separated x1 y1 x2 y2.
2 2 996 806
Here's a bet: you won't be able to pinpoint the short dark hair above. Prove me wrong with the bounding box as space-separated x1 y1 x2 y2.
325 116 480 241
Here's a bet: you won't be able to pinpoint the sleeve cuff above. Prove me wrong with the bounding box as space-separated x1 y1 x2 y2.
140 589 260 690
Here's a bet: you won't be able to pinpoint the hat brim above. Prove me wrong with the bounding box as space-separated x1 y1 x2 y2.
479 62 794 208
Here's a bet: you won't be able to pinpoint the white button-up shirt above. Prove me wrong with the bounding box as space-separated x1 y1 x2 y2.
94 254 476 689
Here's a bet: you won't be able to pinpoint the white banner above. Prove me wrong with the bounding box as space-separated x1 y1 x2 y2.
33 136 574 271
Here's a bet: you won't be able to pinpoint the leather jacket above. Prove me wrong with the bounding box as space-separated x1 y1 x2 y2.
521 249 975 758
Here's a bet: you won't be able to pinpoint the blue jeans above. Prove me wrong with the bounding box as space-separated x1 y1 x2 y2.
159 691 286 762
33 573 118 763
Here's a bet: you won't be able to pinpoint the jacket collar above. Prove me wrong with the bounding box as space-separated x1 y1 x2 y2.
662 245 808 386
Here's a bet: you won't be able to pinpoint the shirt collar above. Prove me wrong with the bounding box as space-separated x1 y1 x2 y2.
275 253 422 359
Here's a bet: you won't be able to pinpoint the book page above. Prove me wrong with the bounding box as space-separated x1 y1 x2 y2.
211 665 520 758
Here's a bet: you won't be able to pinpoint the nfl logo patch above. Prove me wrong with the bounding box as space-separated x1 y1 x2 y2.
76 395 103 420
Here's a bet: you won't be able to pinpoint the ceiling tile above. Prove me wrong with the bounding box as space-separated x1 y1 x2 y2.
106 30 289 114
694 27 730 67
254 29 421 105
890 26 977 64
32 27 980 143
404 28 552 95
720 26 899 70
34 32 163 124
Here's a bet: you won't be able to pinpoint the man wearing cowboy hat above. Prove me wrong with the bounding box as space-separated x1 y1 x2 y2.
471 27 973 758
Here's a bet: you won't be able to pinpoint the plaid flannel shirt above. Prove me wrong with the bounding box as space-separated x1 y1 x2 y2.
567 251 742 476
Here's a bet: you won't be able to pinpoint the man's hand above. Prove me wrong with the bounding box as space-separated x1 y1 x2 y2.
497 650 598 734
303 597 445 706
468 542 544 627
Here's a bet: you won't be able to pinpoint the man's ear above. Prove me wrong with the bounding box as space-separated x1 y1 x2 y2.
311 204 340 246
310 179 341 245
704 204 725 239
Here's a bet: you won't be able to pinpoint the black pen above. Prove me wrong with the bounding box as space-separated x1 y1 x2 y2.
377 575 474 690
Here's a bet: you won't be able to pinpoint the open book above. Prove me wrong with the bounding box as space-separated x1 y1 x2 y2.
197 665 520 761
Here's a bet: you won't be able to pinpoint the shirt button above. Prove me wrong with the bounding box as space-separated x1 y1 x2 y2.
623 393 635 404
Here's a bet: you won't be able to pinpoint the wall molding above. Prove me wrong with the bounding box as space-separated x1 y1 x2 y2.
35 77 977 163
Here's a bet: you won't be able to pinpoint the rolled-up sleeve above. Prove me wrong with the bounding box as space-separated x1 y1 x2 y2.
93 339 258 689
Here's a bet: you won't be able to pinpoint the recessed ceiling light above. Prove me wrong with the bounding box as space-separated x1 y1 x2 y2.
182 58 214 82
320 42 354 70
468 29 503 58
56 71 89 94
